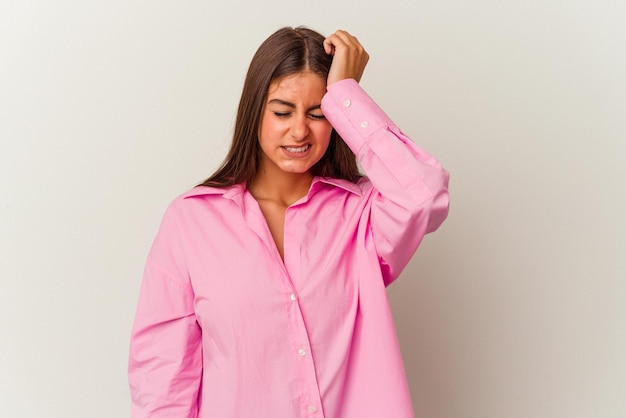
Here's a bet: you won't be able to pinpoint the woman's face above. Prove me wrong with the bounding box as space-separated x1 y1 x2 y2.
257 71 332 178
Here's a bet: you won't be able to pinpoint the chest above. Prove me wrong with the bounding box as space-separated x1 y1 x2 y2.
255 200 287 261
181 191 371 321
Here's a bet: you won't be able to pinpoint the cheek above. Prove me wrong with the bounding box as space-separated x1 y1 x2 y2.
257 115 278 148
317 123 333 148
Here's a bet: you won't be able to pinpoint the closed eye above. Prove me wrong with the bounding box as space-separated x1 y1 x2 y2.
308 114 326 120
273 112 291 118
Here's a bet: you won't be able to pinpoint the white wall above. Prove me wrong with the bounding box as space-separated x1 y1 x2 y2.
1 1 624 417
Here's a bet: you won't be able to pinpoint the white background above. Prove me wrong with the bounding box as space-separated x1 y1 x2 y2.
1 1 624 417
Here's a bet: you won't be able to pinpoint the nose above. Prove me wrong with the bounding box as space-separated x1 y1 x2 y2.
290 115 309 141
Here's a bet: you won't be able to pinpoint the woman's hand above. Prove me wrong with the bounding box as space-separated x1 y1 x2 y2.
323 30 369 86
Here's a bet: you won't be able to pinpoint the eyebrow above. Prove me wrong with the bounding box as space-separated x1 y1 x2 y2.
267 99 322 111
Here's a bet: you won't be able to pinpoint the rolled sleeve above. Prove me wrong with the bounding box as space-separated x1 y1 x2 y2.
322 79 450 284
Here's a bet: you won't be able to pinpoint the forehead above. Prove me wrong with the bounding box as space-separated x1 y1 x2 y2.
267 72 327 99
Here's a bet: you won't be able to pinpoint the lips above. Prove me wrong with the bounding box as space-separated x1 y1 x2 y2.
282 144 311 153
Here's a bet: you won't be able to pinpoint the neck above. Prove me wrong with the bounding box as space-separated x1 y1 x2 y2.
248 168 313 207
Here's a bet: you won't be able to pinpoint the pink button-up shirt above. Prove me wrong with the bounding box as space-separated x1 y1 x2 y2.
129 79 450 418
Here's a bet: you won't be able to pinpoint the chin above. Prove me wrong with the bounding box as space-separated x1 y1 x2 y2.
281 167 313 175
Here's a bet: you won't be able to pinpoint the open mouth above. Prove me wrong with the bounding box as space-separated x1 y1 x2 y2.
282 144 311 153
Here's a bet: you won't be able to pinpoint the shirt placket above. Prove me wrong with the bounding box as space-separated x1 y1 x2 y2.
283 205 325 418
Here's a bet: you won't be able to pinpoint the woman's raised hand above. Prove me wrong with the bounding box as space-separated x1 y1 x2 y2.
323 30 369 86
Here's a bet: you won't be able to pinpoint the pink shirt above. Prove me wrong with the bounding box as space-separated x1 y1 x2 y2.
129 79 450 418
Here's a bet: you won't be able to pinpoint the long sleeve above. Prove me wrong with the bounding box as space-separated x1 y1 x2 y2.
128 203 202 417
321 79 450 284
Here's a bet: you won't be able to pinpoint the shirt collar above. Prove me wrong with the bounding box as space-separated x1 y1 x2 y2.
182 176 362 201
311 177 362 197
181 183 245 199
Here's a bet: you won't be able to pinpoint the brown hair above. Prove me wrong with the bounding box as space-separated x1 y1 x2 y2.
199 26 361 188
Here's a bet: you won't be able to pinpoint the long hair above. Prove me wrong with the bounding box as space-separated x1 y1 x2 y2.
199 26 361 188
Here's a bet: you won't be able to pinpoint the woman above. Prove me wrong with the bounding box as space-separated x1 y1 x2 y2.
129 27 450 418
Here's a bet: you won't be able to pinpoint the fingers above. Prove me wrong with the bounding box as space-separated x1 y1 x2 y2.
323 30 363 56
324 30 369 85
323 36 335 55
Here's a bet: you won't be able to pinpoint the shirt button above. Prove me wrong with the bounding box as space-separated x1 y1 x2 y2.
343 99 351 107
308 405 317 413
360 121 369 128
298 349 306 357
290 294 297 301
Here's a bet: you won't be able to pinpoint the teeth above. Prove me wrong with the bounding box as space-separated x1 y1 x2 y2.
284 145 310 153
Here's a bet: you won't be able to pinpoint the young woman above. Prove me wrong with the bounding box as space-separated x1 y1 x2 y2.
129 27 450 418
